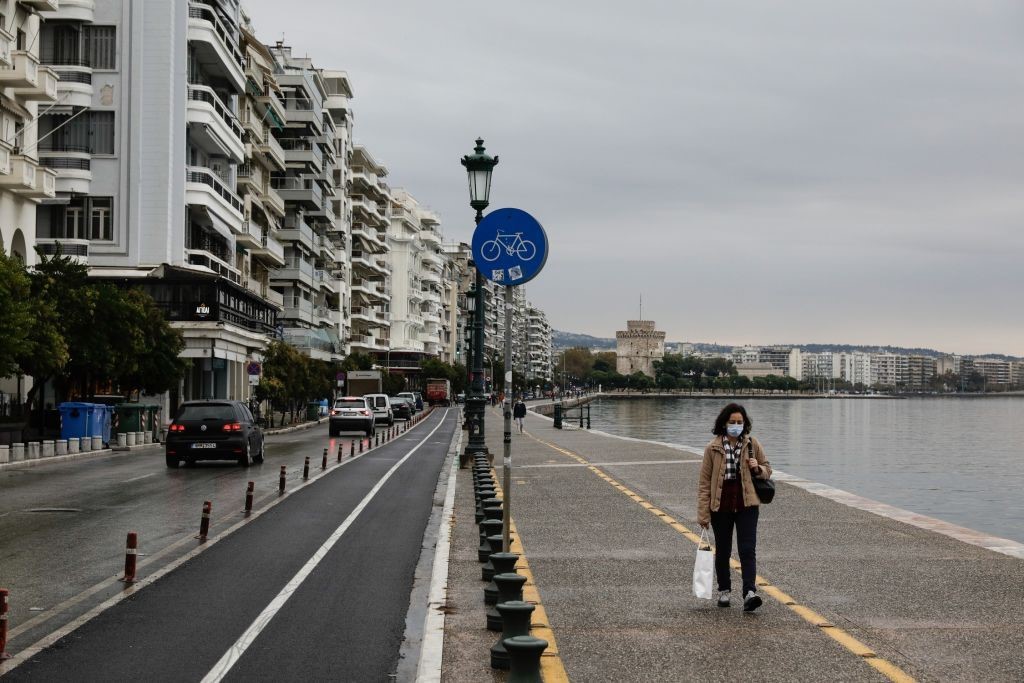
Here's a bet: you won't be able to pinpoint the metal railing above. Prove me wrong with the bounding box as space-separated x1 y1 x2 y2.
52 69 92 84
185 166 243 214
39 157 91 170
188 84 243 139
188 1 245 70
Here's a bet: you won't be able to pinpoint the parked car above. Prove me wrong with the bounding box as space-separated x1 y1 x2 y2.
364 393 394 426
412 392 425 410
165 400 264 468
455 393 466 404
390 396 414 420
329 397 375 437
396 392 419 412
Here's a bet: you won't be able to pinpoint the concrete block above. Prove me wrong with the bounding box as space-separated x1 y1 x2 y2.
56 439 68 456
126 432 136 446
0 445 8 463
80 437 91 452
42 440 55 458
27 442 40 459
144 432 153 444
136 432 145 446
91 436 102 450
117 433 127 448
12 443 24 461
68 438 79 454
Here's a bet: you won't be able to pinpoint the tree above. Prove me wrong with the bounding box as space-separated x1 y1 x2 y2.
111 288 186 396
341 352 374 371
382 372 406 395
592 352 616 374
0 252 33 378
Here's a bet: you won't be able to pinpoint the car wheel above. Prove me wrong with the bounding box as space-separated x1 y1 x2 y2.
365 424 374 437
165 454 179 468
254 440 265 464
239 442 252 467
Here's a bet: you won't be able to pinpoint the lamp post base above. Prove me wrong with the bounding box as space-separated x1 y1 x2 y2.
462 394 490 465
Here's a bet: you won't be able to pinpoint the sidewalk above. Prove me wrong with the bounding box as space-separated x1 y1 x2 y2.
441 406 1024 682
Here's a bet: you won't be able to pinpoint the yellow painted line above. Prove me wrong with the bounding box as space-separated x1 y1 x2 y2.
525 434 916 683
486 468 570 682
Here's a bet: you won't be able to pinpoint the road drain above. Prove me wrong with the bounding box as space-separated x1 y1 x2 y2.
25 508 82 513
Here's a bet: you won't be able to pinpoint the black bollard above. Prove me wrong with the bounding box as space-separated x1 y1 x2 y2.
491 601 535 670
504 635 548 682
478 519 503 563
322 448 328 470
487 573 527 631
484 552 519 604
337 445 343 463
303 456 310 480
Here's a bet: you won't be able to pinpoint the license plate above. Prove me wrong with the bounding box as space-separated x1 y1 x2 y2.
191 443 216 449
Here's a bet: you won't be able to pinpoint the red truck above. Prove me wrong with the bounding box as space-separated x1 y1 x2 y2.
425 378 452 406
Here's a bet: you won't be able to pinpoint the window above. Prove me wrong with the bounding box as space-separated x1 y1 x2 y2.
90 198 113 240
57 197 113 241
84 26 116 69
91 111 115 154
38 112 115 154
63 204 84 239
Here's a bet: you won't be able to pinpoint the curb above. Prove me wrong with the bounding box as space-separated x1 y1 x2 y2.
0 443 163 472
264 416 328 436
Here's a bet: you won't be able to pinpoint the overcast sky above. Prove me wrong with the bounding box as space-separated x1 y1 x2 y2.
246 0 1024 356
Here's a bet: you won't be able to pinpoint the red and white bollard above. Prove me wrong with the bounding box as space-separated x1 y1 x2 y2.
198 501 212 541
322 448 328 470
244 481 254 514
121 532 138 583
279 466 286 493
303 456 310 480
1 588 11 660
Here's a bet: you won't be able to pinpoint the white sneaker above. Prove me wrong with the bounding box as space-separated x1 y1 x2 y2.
717 590 730 607
743 590 762 612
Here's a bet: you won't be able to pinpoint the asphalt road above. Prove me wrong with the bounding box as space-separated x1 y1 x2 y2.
0 409 456 680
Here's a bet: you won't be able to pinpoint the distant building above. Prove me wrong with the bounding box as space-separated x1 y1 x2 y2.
906 355 937 390
734 362 777 379
615 320 665 378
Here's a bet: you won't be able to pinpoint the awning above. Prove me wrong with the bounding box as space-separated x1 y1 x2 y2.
264 104 285 131
192 205 236 244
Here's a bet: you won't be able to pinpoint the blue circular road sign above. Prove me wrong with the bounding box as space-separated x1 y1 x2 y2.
471 208 548 285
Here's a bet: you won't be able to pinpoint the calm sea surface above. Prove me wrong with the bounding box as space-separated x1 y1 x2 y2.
589 396 1024 543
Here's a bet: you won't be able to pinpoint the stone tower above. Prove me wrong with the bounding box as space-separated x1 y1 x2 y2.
616 320 666 378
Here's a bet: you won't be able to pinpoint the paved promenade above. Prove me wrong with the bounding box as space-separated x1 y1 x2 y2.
442 405 1024 682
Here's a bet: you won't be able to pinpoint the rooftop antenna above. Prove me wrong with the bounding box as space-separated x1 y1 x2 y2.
639 294 642 322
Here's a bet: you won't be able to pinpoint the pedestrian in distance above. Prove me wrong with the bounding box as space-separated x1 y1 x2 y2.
513 397 527 433
697 403 772 612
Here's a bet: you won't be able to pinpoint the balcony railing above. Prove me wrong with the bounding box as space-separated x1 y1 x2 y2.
186 166 244 214
188 84 243 139
188 1 245 70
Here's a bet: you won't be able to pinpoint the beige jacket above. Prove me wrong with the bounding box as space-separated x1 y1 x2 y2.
697 435 772 527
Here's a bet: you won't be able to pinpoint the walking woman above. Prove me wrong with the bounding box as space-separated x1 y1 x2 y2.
697 403 772 612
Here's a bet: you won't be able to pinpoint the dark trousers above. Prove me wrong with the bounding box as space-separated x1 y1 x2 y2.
710 495 759 595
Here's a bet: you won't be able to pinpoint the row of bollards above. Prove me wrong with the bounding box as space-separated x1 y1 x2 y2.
472 453 548 678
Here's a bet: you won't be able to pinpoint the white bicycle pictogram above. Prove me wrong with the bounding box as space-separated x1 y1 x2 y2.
480 230 537 262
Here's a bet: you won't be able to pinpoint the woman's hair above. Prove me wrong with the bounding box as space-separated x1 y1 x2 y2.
712 403 752 436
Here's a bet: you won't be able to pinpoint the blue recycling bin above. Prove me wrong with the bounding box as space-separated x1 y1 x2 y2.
59 402 95 442
89 404 113 446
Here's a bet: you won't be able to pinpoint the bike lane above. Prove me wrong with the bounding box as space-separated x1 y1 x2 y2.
2 409 456 682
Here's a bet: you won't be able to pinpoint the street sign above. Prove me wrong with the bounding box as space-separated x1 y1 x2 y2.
336 371 346 381
247 361 262 376
471 208 548 285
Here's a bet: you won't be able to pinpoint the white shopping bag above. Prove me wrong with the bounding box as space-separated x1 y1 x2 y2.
692 528 714 600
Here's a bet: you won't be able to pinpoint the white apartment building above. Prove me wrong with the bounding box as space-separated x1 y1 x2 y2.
840 351 872 386
0 0 60 409
35 0 279 407
800 351 840 381
525 304 552 382
347 144 390 357
266 42 344 361
870 353 908 387
322 69 353 348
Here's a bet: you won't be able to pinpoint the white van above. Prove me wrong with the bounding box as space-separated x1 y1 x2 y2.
364 393 394 426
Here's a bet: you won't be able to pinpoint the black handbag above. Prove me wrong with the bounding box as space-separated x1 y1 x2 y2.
748 440 775 504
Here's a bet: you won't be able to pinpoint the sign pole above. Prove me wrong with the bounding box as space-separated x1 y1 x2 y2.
502 284 514 553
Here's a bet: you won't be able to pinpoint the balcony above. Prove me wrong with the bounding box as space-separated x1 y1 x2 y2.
39 152 90 194
350 250 389 277
313 269 337 294
270 175 323 211
351 223 386 251
278 215 315 251
1 51 55 100
257 130 286 171
281 298 314 325
185 166 244 232
236 219 262 249
0 27 11 68
36 238 89 264
49 65 92 108
0 155 38 192
251 231 286 267
350 278 390 302
29 167 58 199
279 137 323 172
239 103 265 141
0 145 10 175
256 88 287 130
42 0 95 22
421 226 443 245
270 258 315 289
187 1 246 92
282 96 323 132
187 85 245 162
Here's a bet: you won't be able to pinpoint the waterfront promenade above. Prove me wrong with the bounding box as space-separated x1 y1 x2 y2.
442 404 1024 682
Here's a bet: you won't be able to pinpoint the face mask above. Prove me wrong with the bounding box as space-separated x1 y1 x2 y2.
726 424 744 438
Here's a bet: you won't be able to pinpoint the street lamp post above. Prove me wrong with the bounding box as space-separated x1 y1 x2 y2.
461 138 498 460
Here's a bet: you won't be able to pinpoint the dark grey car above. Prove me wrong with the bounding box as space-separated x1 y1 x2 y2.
165 400 265 468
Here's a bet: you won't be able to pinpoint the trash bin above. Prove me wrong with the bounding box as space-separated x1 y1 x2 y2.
306 402 319 421
59 402 95 443
115 404 145 435
89 404 113 446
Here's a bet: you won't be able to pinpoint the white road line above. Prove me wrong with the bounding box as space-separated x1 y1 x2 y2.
121 472 156 483
516 459 701 469
201 410 450 683
414 430 461 683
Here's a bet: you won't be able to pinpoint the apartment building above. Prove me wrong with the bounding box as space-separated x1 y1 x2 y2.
968 357 1012 385
385 188 438 370
870 353 908 387
443 241 473 368
905 355 937 390
322 69 353 348
34 0 281 407
840 351 872 386
346 144 390 356
525 304 552 382
0 0 59 408
266 42 343 361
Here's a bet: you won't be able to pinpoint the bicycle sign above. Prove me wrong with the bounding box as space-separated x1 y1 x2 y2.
472 208 548 285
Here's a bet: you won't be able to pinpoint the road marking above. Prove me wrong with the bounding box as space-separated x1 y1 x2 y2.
488 470 570 682
516 459 701 469
0 410 444 674
414 430 461 682
202 411 450 683
121 473 156 483
526 433 917 683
